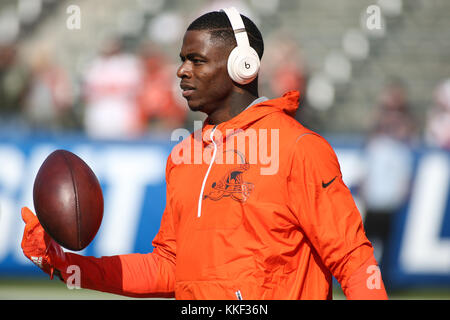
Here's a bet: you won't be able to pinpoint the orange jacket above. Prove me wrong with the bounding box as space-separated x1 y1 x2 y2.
61 91 387 299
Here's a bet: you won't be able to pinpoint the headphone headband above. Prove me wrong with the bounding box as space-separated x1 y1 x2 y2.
221 7 260 84
221 7 250 48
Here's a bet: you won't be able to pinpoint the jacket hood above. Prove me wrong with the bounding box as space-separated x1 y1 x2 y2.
201 90 300 144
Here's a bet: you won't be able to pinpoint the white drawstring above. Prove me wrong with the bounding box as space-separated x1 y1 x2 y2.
197 126 218 218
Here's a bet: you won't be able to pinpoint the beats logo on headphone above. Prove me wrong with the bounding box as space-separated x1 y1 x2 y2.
222 7 260 85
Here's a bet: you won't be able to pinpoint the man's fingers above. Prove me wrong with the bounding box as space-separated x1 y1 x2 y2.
21 207 42 243
21 207 37 224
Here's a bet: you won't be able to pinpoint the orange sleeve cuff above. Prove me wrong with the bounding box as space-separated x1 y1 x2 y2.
342 255 388 300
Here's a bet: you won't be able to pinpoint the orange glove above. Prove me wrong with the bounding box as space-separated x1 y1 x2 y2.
21 207 68 280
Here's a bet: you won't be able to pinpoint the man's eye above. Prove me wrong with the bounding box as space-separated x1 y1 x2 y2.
193 59 204 64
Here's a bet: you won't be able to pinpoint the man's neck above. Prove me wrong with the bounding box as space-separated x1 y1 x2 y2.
207 89 259 125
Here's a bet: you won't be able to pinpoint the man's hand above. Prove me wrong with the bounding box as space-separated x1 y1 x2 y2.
21 207 67 280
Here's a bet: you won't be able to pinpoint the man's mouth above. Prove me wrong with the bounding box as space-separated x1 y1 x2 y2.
180 83 195 98
182 89 195 98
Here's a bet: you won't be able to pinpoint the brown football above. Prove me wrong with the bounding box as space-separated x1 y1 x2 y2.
33 149 103 251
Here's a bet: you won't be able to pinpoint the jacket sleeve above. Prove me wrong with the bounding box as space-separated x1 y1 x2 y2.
58 156 177 298
287 133 387 299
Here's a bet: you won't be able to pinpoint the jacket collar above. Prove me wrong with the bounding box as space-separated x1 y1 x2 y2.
200 91 300 144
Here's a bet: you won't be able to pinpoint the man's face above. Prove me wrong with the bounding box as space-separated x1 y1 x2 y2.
177 30 234 114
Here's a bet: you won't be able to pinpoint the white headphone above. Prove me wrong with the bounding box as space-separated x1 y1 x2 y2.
221 7 260 85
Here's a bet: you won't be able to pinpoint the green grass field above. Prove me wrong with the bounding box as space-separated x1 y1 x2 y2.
0 277 138 300
1 277 449 300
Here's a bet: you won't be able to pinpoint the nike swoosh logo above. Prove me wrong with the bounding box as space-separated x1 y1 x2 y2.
322 176 337 188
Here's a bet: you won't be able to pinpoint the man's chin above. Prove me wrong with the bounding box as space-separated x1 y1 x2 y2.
187 100 204 112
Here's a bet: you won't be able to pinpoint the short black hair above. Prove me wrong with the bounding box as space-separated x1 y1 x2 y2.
187 11 264 60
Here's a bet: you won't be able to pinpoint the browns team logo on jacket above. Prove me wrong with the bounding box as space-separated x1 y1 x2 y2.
203 149 254 202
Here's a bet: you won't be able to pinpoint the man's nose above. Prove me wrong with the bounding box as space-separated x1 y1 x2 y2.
177 62 191 79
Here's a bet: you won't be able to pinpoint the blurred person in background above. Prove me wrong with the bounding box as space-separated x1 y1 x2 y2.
424 79 450 150
260 33 318 132
361 78 417 285
0 43 30 130
135 42 187 133
263 36 307 98
369 78 417 144
260 34 307 108
22 45 73 131
81 35 143 139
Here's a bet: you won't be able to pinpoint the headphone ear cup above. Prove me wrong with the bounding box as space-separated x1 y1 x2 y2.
227 47 260 85
227 47 241 83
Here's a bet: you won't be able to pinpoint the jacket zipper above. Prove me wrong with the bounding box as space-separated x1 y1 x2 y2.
197 125 218 218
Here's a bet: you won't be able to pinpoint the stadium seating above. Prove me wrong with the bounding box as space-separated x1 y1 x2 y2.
3 0 450 135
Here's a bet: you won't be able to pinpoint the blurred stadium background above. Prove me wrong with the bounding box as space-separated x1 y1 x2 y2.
1 0 450 299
